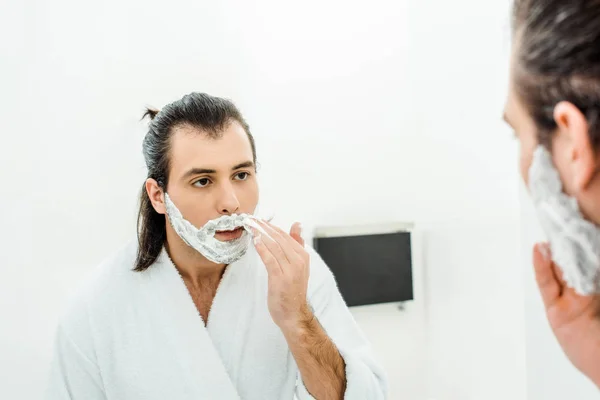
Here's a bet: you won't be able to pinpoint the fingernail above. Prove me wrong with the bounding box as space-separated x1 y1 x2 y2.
538 243 551 261
254 235 262 245
297 223 303 233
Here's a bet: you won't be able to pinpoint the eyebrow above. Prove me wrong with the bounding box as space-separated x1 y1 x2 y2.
181 161 255 180
182 168 216 180
232 161 255 170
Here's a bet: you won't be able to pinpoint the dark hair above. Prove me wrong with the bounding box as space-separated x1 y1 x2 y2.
512 0 600 149
135 92 256 271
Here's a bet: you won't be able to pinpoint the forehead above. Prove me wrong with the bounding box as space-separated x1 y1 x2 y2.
504 55 519 122
504 46 538 126
169 122 253 174
504 81 537 132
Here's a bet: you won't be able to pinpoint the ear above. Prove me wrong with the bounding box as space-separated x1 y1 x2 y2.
145 178 166 215
553 102 596 191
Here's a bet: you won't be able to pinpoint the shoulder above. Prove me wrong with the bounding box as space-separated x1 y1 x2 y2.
56 241 140 336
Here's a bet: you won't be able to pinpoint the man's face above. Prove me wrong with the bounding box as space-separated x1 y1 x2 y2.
163 121 258 242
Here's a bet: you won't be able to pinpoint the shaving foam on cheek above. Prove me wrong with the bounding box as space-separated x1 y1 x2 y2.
164 193 266 264
529 146 600 295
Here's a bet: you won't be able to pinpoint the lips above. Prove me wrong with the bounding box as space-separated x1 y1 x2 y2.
214 227 245 242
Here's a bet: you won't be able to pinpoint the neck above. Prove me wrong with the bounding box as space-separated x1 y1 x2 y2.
165 228 226 287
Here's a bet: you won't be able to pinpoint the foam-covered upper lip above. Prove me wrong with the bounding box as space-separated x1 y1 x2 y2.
207 214 254 233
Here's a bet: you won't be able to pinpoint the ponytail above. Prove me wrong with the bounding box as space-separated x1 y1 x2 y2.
141 107 160 121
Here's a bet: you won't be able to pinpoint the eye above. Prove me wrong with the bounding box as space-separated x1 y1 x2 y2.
234 172 250 181
193 178 211 188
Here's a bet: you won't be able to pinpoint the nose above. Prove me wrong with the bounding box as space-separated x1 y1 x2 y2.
216 182 240 215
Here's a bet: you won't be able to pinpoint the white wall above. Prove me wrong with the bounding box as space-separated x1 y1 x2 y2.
408 0 526 399
1 0 529 399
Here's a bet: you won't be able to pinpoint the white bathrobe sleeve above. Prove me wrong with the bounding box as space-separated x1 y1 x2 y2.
295 248 388 400
46 307 106 400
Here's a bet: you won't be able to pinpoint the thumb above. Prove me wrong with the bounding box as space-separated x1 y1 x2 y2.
289 222 305 247
533 243 561 309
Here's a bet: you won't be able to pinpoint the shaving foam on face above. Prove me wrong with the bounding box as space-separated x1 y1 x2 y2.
529 146 600 295
164 193 268 264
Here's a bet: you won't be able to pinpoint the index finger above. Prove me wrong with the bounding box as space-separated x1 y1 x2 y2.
256 220 307 265
262 221 306 256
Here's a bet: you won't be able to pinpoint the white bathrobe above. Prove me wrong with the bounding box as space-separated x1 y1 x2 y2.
46 241 387 400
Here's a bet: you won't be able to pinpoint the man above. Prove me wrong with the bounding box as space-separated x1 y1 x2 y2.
46 92 387 399
505 0 600 388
